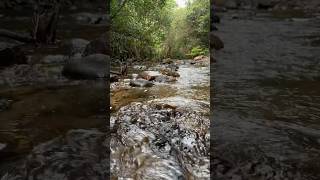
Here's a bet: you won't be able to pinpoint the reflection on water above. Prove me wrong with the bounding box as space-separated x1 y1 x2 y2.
213 10 320 179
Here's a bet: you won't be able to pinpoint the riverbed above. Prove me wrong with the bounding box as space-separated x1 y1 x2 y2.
111 60 210 179
212 10 320 179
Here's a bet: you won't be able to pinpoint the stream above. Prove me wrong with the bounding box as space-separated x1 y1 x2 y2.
0 8 109 178
110 59 210 179
212 10 320 179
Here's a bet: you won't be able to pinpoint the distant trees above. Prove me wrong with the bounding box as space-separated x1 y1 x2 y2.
111 0 210 61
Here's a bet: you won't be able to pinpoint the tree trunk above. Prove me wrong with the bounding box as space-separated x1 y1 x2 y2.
32 0 61 44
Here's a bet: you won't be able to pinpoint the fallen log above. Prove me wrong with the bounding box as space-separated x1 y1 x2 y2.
0 29 34 43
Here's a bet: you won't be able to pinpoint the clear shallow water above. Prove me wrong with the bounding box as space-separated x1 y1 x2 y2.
111 61 210 179
212 11 320 179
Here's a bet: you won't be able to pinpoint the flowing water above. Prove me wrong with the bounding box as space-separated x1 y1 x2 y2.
212 10 320 179
111 61 210 179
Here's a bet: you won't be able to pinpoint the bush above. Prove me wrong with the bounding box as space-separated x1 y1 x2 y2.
187 46 208 58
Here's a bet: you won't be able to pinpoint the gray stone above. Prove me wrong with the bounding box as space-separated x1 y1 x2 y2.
62 54 109 80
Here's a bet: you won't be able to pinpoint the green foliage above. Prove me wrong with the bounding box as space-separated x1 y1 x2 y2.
111 0 175 61
186 46 208 58
111 0 209 61
165 0 210 58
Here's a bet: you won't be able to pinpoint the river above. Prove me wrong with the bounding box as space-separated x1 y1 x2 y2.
212 10 320 179
111 59 210 179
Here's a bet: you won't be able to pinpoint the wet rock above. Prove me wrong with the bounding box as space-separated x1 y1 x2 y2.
160 68 180 77
41 55 66 64
1 129 108 180
82 35 108 56
129 78 154 87
61 38 89 57
210 32 224 50
62 54 109 80
0 45 27 67
111 102 209 179
139 71 161 81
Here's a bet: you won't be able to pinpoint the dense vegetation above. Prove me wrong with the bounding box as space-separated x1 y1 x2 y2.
110 0 209 62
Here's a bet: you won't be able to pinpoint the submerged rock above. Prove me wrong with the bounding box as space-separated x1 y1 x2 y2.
62 54 109 80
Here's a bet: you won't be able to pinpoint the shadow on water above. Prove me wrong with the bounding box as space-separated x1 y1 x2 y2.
0 83 106 161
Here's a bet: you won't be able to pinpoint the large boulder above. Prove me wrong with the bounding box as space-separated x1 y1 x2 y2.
62 54 109 80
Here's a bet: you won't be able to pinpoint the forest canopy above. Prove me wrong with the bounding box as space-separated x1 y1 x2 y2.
110 0 209 61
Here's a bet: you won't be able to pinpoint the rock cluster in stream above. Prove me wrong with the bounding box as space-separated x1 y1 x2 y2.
110 101 210 179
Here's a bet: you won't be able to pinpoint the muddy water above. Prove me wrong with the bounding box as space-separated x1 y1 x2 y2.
111 61 210 179
213 11 320 179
